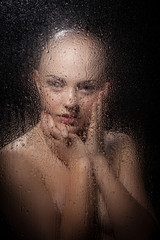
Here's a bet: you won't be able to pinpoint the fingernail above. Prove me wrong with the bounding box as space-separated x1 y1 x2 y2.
61 128 67 138
48 115 54 128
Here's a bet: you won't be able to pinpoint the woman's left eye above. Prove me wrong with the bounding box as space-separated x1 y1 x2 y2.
83 86 90 91
81 85 94 92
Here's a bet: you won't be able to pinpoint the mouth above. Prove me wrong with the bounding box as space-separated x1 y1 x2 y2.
58 114 79 125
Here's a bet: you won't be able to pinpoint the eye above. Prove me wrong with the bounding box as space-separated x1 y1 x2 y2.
83 85 92 91
47 80 63 89
52 82 61 88
79 84 95 93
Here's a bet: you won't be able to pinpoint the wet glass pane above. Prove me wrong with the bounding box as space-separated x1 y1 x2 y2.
0 1 159 239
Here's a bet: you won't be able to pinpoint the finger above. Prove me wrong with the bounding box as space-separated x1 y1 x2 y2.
87 101 97 142
96 91 103 126
55 122 69 139
41 112 51 137
97 91 105 138
87 91 103 140
86 91 104 152
48 115 62 140
63 133 84 151
66 133 87 158
41 112 61 140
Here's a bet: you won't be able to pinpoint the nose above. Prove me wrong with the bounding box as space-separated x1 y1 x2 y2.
64 88 79 112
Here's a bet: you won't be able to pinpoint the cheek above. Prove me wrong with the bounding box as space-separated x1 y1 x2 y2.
79 94 98 118
40 88 62 113
81 99 93 111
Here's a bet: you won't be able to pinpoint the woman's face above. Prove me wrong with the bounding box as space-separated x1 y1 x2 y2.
36 32 108 134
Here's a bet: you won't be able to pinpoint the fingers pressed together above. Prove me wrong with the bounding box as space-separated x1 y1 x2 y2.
41 112 69 140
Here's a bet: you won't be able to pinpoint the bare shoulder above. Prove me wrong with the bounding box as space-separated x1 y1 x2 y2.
104 130 139 172
0 125 61 239
0 123 64 195
0 124 41 156
104 130 137 155
0 123 50 170
104 130 136 146
0 124 45 187
104 134 155 219
0 124 56 207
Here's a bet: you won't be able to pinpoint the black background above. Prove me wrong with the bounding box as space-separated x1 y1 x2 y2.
0 0 160 232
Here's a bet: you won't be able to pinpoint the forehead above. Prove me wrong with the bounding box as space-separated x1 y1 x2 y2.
39 32 106 80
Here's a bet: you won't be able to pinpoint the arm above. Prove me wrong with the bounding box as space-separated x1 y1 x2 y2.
40 115 96 240
86 91 159 240
0 150 61 240
40 100 159 240
92 135 159 240
60 158 95 240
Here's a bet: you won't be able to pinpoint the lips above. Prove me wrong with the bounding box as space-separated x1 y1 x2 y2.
58 113 79 125
61 113 77 118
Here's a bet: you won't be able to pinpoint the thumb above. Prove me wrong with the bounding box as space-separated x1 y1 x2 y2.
66 133 87 159
65 133 82 147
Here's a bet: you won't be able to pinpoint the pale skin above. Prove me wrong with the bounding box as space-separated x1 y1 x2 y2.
0 31 159 240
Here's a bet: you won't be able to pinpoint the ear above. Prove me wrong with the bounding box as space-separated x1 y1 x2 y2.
33 69 41 93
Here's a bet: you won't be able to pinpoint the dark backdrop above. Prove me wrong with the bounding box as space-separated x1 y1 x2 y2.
0 0 160 225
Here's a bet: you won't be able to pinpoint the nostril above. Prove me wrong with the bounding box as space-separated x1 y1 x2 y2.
65 104 80 113
74 105 80 113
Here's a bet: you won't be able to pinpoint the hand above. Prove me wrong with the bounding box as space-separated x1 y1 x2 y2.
40 112 88 167
85 89 107 158
40 87 107 166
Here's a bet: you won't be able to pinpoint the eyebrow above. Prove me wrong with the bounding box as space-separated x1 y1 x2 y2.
77 80 96 86
46 75 65 84
46 74 98 85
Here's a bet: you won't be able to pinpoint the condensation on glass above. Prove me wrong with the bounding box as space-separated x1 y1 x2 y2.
0 1 159 240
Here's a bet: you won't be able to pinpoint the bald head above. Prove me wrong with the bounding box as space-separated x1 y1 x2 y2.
39 30 107 82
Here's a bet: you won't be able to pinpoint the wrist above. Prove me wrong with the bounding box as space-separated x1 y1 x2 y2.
91 153 110 174
88 151 107 163
69 156 91 170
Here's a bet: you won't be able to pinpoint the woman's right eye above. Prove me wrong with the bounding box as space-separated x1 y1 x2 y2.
47 80 62 89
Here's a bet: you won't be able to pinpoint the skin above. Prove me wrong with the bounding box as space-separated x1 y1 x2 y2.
36 31 108 136
0 31 159 240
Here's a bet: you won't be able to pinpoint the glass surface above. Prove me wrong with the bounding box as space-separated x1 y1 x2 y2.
0 1 159 239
